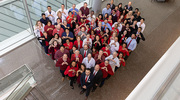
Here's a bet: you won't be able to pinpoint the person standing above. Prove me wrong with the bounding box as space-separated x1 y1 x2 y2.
91 64 103 92
45 6 56 25
80 2 89 16
82 53 95 69
64 61 79 89
102 3 111 16
99 60 114 87
125 34 137 53
56 54 71 81
80 69 94 100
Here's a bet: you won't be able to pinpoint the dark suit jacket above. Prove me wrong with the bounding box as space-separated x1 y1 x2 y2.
90 68 103 85
125 5 133 11
80 48 92 58
134 31 145 44
110 4 115 10
80 72 94 88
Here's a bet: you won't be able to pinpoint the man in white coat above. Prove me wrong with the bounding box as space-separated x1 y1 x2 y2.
45 6 56 25
56 4 68 19
109 36 119 54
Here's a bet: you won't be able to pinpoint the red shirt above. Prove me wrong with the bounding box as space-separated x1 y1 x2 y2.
44 25 55 37
101 47 110 57
92 51 99 58
74 40 83 50
119 57 126 66
56 58 71 71
94 54 105 64
66 15 74 24
63 42 73 50
118 46 129 57
64 65 79 77
99 62 114 78
52 28 64 37
71 54 83 66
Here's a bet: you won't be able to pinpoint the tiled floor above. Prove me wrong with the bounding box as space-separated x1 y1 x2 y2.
1 0 180 100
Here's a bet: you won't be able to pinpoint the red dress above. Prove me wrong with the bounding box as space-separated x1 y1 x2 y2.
99 62 114 78
101 47 110 57
63 42 73 50
74 40 83 50
118 46 129 57
44 25 55 37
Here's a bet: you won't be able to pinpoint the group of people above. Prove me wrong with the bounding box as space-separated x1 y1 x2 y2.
34 1 145 99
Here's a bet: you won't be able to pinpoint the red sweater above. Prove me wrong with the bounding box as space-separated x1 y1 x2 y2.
64 65 79 77
74 40 83 50
99 62 114 78
71 54 83 65
55 58 71 71
118 46 129 57
119 58 126 66
63 42 73 50
44 25 55 37
101 47 110 57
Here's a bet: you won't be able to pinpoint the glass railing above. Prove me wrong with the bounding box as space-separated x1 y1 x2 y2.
0 0 32 42
0 0 91 56
0 65 36 100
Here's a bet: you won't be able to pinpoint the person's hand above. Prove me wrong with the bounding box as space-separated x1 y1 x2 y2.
76 58 79 62
98 55 101 60
83 85 86 89
61 62 65 65
95 84 98 86
64 62 68 65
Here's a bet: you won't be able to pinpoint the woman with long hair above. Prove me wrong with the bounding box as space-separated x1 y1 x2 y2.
64 61 79 89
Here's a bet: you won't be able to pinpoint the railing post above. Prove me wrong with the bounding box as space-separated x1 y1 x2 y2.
22 0 35 36
65 0 67 9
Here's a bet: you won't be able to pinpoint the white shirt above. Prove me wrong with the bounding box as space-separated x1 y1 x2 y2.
45 10 56 25
109 40 119 54
137 22 146 33
105 55 120 72
82 38 92 49
87 14 96 22
126 37 137 51
34 24 45 42
56 9 68 19
112 22 122 32
82 57 95 69
55 15 66 23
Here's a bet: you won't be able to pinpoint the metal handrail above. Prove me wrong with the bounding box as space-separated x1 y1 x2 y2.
6 72 33 100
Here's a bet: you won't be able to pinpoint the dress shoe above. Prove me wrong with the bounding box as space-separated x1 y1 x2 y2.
80 90 85 94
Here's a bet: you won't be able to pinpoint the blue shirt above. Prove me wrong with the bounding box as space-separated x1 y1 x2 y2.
126 37 137 51
69 8 79 15
61 24 71 31
62 32 74 43
40 17 49 25
102 8 111 16
102 22 112 31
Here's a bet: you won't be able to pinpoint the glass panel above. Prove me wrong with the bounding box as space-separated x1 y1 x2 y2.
27 0 64 25
160 69 180 100
0 0 32 42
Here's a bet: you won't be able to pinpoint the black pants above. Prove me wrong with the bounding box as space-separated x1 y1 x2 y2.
115 67 119 72
69 76 76 86
43 45 49 54
60 70 65 77
99 78 106 87
82 86 92 97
